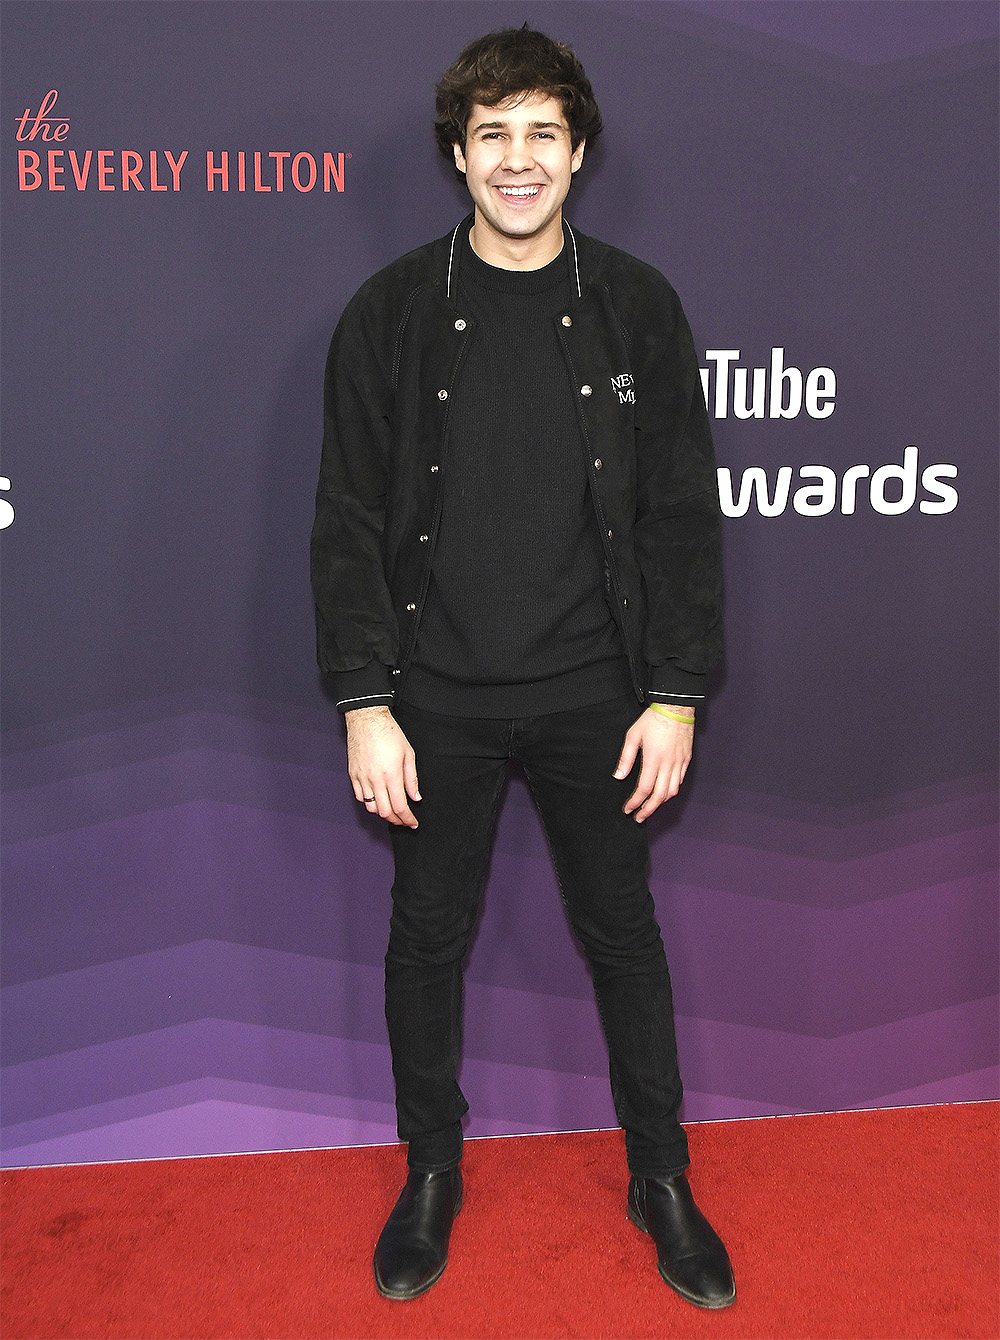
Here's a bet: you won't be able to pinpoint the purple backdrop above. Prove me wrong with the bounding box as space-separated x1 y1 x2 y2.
2 1 997 1167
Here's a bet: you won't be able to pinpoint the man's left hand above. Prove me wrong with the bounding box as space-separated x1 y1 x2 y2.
614 707 694 822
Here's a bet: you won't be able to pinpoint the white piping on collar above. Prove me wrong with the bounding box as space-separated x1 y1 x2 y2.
445 222 462 301
565 222 582 299
446 219 582 300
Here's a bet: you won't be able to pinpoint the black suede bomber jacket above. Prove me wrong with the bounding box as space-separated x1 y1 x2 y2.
311 218 724 713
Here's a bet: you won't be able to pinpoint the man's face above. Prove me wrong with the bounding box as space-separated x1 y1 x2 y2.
454 91 585 248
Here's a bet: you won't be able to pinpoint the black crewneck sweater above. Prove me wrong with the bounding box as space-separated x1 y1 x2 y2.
401 228 631 717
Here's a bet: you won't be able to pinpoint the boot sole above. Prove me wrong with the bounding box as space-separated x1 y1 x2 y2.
627 1199 737 1310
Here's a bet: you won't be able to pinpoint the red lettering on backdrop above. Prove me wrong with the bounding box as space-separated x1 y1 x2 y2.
17 150 42 189
15 120 341 195
292 152 316 192
14 90 70 142
269 151 290 191
324 153 345 192
47 150 65 190
97 150 114 190
207 151 229 191
122 151 144 190
68 149 92 189
149 150 167 191
164 150 187 190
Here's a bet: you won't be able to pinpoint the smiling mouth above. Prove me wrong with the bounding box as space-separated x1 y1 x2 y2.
495 184 542 199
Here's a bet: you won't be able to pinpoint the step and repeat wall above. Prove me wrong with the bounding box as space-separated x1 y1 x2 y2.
3 1 997 1166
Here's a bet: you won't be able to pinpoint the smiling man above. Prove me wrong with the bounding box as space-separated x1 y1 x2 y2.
456 95 584 258
311 27 732 1309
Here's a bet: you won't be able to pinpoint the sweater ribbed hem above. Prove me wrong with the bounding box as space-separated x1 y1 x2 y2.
398 656 634 719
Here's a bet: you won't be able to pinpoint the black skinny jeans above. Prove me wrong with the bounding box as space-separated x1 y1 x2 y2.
386 695 690 1179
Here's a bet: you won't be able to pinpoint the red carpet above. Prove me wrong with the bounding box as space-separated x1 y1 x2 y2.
2 1102 997 1339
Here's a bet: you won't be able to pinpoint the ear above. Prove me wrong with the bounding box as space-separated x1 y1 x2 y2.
571 137 585 174
453 140 467 175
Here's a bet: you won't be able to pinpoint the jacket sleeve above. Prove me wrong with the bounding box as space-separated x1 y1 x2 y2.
632 281 724 705
310 289 399 712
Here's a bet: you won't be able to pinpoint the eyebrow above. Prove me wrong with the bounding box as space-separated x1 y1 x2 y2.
470 119 565 134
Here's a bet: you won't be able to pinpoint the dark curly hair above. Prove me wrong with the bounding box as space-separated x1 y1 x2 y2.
434 26 602 162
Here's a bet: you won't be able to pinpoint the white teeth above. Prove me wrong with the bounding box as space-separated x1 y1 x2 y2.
498 185 540 196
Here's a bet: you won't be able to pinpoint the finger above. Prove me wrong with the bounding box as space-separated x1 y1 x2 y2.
350 775 366 803
386 777 418 829
614 731 639 780
637 749 691 818
624 759 657 814
372 786 405 826
634 779 670 823
665 750 692 800
403 749 421 803
667 759 688 798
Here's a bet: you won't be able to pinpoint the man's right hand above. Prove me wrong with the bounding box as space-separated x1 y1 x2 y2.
345 705 420 828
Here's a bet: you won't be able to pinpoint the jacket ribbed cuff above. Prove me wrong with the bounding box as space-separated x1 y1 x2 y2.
646 663 706 706
332 661 395 714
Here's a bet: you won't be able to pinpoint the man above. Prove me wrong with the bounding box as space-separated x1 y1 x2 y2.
311 27 733 1309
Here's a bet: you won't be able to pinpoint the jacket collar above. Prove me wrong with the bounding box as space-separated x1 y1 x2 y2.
438 215 586 302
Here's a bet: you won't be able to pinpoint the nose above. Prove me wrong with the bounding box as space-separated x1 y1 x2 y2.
501 135 535 172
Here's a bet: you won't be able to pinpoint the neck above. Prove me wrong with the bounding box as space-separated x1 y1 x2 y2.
469 209 564 271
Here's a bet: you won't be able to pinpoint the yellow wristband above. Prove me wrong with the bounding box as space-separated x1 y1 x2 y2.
649 703 695 724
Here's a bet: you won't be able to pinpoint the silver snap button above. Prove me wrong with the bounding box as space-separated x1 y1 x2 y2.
594 458 602 470
392 669 401 675
419 534 429 542
622 597 628 608
406 602 416 612
454 319 466 331
437 389 448 400
430 464 439 473
607 529 613 539
561 315 572 327
581 384 592 396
